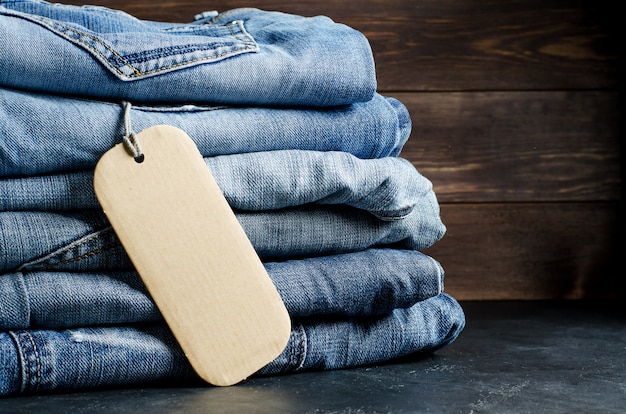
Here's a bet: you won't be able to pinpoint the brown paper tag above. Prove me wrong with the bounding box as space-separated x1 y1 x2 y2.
93 125 291 386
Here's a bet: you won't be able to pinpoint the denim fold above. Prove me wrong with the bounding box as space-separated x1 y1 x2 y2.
0 150 431 221
0 1 376 106
0 87 410 177
0 200 445 273
0 293 465 396
0 248 445 329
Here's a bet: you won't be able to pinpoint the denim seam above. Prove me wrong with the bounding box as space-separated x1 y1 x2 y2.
8 331 41 393
14 273 31 329
292 320 307 371
24 331 41 392
17 227 121 271
71 31 257 78
4 11 257 78
287 329 297 370
39 242 121 270
48 21 141 77
54 20 256 78
227 19 254 50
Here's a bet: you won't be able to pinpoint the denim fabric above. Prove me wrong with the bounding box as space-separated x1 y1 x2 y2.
0 1 465 396
0 151 430 221
0 199 445 272
0 1 375 106
0 248 445 329
0 87 410 177
0 293 464 396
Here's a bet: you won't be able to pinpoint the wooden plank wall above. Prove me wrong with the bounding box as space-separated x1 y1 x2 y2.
66 0 623 300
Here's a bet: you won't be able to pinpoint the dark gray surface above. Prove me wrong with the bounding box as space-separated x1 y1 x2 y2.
1 300 625 413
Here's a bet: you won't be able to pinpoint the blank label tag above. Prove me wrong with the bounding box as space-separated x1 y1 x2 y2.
94 125 291 386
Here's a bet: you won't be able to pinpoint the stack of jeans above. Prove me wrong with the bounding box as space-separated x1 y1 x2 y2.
0 0 465 395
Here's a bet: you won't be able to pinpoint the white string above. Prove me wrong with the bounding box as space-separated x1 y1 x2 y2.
121 101 144 162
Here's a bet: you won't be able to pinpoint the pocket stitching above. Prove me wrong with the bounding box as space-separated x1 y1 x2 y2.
49 21 142 77
18 227 122 271
6 10 258 79
49 20 258 78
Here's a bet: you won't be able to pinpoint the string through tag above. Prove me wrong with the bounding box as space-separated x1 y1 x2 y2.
121 101 144 163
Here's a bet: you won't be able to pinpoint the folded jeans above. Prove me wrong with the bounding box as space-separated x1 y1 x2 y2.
0 200 445 272
0 248 445 329
0 1 465 399
0 150 432 221
0 1 375 106
0 87 410 177
0 293 465 396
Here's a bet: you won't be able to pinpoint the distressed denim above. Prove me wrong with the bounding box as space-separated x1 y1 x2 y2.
0 0 375 106
0 87 410 177
0 293 464 396
0 151 431 222
0 248 445 328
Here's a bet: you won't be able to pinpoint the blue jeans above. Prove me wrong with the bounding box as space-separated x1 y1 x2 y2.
0 1 464 396
0 293 464 396
0 151 456 396
0 0 375 106
1 248 446 328
1 150 433 221
1 145 447 267
0 202 445 271
0 87 410 177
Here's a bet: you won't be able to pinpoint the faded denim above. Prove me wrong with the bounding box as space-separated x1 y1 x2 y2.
0 0 465 396
0 87 410 177
0 293 464 396
0 150 432 222
0 199 445 272
0 0 375 106
0 248 445 328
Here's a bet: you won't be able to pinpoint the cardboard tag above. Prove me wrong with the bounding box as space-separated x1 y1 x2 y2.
93 125 291 386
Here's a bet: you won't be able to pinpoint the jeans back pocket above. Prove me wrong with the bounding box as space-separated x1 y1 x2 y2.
2 3 258 80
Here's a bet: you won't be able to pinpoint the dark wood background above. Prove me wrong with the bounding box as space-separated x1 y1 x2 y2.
65 0 624 300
